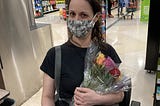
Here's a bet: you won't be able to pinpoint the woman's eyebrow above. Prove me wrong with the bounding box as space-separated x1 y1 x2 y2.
69 10 74 12
80 11 93 17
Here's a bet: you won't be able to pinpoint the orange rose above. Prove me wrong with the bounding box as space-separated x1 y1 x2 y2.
96 53 105 65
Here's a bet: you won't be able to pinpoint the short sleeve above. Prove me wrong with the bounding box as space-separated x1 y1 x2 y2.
101 43 122 64
40 47 55 79
108 45 122 64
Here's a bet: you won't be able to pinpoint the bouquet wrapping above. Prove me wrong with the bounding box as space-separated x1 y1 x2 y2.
81 43 131 94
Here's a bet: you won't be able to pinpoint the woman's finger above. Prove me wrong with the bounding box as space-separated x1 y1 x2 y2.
74 88 85 99
76 87 91 93
74 95 84 105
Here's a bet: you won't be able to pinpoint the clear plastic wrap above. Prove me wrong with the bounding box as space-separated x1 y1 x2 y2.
80 42 131 94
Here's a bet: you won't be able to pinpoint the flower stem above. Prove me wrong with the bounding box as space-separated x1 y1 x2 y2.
97 76 104 84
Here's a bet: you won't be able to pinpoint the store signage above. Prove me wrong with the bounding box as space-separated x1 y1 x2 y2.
56 0 65 9
140 0 150 22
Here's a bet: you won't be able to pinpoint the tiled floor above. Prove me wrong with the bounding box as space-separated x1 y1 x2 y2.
21 9 156 106
106 10 156 106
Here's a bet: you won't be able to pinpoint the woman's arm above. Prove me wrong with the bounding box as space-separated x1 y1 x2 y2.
96 91 124 105
74 87 124 106
41 73 55 106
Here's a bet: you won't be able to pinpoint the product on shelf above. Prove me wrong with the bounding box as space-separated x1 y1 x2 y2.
33 0 43 18
157 72 160 97
56 0 65 9
156 86 160 100
41 0 58 14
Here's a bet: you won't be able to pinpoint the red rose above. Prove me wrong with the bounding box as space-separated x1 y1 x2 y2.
109 68 121 78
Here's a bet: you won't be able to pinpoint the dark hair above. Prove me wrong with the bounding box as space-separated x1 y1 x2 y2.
67 0 104 44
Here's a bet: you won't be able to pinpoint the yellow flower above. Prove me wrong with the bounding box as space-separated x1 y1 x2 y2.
96 52 105 65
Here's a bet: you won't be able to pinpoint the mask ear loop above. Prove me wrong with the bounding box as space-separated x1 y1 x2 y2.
90 12 101 26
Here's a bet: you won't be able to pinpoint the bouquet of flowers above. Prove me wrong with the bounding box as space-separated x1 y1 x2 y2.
81 43 131 94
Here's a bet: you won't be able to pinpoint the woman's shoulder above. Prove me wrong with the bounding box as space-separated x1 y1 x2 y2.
100 42 122 63
46 47 55 56
46 41 69 55
100 42 115 52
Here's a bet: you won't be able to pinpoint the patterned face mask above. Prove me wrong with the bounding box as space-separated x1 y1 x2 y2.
67 15 96 38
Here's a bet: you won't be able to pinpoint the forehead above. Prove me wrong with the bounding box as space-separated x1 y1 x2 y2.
69 0 93 15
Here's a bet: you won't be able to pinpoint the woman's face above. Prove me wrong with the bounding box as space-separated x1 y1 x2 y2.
68 0 94 20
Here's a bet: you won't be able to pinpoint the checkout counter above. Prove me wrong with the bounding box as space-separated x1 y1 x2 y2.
0 89 15 106
0 89 10 104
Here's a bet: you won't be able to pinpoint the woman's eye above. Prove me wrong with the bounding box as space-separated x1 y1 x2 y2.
69 12 75 17
81 14 88 19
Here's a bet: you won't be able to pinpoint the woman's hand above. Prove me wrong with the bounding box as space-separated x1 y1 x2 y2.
73 87 124 106
74 87 100 106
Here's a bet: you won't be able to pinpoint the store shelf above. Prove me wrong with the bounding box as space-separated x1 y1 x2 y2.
43 8 59 14
42 0 57 14
154 71 160 106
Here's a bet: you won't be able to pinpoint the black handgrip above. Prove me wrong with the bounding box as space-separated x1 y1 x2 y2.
131 100 141 106
0 56 3 69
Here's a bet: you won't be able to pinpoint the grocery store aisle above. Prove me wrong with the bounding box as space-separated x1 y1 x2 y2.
106 10 156 106
21 10 156 106
35 11 68 46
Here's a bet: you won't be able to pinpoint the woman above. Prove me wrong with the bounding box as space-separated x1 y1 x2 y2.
40 0 124 106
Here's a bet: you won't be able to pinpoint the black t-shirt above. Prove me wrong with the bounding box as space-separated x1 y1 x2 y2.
40 40 121 99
